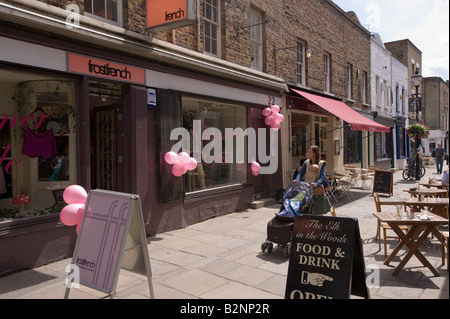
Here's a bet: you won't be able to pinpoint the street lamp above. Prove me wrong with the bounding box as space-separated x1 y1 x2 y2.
411 67 423 180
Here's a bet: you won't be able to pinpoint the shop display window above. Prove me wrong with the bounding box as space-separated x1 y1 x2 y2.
0 68 77 220
344 125 362 164
182 97 247 192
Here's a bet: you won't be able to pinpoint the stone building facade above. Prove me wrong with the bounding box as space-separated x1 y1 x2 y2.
1 0 389 274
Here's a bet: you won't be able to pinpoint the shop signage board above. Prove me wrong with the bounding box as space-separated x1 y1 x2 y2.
64 190 154 299
146 0 197 32
285 215 369 299
67 53 146 84
372 170 394 197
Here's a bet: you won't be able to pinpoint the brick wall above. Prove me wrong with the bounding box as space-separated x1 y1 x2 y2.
29 0 371 105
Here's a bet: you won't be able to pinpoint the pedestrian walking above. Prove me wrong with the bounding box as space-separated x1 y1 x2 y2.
435 144 446 174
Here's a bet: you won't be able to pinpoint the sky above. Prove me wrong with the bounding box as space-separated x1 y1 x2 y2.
332 0 449 81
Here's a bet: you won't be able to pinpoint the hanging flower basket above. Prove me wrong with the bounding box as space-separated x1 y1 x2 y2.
406 123 430 139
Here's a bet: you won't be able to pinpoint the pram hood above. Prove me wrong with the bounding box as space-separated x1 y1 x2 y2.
282 181 313 204
277 181 313 219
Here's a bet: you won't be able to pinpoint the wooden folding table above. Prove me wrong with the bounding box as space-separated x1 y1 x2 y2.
373 211 448 276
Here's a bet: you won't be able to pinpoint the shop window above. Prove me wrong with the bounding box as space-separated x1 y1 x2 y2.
343 125 361 164
84 0 122 26
182 97 247 192
374 132 387 159
291 113 308 157
0 68 76 220
397 126 406 158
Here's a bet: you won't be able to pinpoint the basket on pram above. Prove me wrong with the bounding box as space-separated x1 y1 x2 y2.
261 182 312 257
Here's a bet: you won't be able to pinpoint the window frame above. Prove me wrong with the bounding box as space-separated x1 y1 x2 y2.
346 63 353 100
250 9 263 71
202 0 221 57
84 0 123 26
323 52 331 93
296 40 306 86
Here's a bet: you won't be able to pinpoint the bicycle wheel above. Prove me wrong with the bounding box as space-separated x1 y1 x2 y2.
402 169 411 180
420 166 426 178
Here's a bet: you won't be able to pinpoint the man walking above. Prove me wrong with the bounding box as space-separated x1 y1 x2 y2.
435 144 446 174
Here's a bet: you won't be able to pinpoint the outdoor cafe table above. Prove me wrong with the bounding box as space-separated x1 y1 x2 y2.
403 188 448 198
373 211 448 276
419 182 448 190
405 197 449 218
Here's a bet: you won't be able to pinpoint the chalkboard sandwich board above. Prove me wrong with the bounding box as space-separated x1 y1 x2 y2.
285 215 369 299
372 170 393 197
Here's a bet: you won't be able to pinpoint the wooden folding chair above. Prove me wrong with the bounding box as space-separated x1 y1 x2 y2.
441 231 449 272
373 193 409 257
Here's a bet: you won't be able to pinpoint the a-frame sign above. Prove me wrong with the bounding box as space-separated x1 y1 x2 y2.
285 215 370 299
64 190 154 299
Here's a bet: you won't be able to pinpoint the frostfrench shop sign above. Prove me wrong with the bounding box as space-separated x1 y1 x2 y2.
146 0 197 32
67 53 146 84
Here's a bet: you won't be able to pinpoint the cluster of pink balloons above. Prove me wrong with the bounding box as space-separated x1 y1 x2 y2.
59 185 87 234
251 160 261 176
164 151 198 177
262 105 284 131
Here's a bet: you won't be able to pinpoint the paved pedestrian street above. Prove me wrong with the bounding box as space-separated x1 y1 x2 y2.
0 170 448 301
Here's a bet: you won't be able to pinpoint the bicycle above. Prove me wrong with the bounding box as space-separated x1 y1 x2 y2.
402 158 426 180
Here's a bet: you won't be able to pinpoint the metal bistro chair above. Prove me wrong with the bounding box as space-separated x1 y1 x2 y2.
325 176 338 203
359 169 374 190
373 193 409 257
336 175 353 199
344 165 360 187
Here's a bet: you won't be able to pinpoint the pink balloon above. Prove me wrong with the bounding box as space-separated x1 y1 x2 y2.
274 112 284 123
265 116 273 126
271 120 281 131
252 169 260 176
262 107 272 117
251 161 260 172
63 185 87 205
270 105 280 114
185 157 198 170
164 151 178 164
178 152 190 163
172 163 187 176
60 203 85 226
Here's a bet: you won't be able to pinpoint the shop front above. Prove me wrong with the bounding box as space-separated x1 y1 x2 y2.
146 68 285 234
282 88 390 186
0 27 286 274
373 116 395 170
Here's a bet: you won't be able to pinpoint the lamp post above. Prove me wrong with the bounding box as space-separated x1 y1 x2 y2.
411 67 423 180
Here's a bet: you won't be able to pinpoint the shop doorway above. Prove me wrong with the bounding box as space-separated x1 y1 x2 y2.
89 81 124 192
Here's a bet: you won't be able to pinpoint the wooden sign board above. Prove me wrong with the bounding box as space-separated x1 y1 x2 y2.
285 215 369 299
372 170 393 197
64 190 154 299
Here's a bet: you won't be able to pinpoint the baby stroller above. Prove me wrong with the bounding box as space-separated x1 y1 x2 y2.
261 181 313 257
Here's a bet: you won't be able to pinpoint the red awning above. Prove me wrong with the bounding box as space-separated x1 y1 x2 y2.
291 89 390 133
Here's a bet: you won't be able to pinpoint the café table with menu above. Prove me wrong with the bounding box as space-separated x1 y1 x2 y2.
405 197 449 219
372 211 448 276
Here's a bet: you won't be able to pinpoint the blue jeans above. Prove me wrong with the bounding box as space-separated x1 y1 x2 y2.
436 157 444 174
